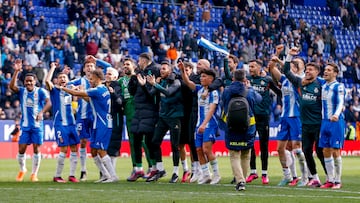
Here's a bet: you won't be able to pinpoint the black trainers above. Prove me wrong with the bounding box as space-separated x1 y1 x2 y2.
146 170 166 182
236 182 246 191
169 173 179 183
80 171 87 181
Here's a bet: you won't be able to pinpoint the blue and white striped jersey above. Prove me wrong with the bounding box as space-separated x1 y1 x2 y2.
321 81 345 120
195 85 220 128
68 77 93 120
86 85 112 129
50 87 76 126
279 75 301 117
19 87 49 129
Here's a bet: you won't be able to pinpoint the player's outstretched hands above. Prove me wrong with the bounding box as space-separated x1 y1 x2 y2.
137 74 146 86
289 47 300 56
14 59 22 71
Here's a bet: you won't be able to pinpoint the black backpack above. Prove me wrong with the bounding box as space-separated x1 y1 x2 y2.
226 93 250 134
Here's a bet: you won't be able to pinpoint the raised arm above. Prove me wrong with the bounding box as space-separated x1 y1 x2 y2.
9 59 22 93
283 47 302 88
61 86 89 99
178 61 196 90
45 62 57 91
268 56 282 82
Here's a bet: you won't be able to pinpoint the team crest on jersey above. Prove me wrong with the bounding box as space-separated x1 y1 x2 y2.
260 80 265 85
314 88 319 93
26 98 34 107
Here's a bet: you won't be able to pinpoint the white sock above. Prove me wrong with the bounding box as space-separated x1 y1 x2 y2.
283 168 291 180
251 169 257 174
334 157 342 183
79 147 87 172
102 155 118 179
69 152 78 177
194 161 200 173
262 170 268 176
324 157 335 183
181 159 189 172
294 148 307 180
156 162 164 171
173 166 179 175
17 153 26 172
32 153 41 175
55 152 66 177
94 156 110 179
287 150 297 178
111 156 117 170
191 162 196 174
201 163 210 176
210 159 220 176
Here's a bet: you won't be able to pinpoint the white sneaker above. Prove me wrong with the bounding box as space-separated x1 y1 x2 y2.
94 176 110 183
198 175 211 184
210 175 221 185
102 176 119 183
190 171 201 183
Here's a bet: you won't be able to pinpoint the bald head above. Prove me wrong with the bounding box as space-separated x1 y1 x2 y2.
196 59 210 73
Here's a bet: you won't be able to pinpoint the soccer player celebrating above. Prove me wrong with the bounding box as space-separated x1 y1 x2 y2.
284 47 327 187
10 59 51 182
247 59 282 184
268 54 308 187
61 69 118 183
68 56 96 181
45 62 80 183
179 62 221 185
319 63 345 189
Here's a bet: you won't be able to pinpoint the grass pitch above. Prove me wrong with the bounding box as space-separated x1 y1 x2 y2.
0 156 359 203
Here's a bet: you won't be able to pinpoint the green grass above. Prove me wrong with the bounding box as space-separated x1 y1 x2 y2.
0 156 359 203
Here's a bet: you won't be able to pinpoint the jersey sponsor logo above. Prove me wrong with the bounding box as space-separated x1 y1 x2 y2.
253 85 266 92
302 93 317 101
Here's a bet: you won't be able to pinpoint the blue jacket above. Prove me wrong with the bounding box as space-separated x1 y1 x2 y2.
222 81 262 150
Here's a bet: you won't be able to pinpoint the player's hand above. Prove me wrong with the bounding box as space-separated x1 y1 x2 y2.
197 124 206 134
50 62 57 69
108 86 114 93
289 47 300 56
36 112 43 121
330 115 339 122
146 74 156 86
14 59 22 71
137 74 146 86
201 89 209 100
177 61 184 72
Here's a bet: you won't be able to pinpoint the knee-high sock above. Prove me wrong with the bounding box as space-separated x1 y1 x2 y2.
93 155 110 179
102 155 118 179
32 153 41 175
55 152 66 177
324 157 335 183
17 153 26 172
69 152 78 177
334 157 342 183
79 148 87 172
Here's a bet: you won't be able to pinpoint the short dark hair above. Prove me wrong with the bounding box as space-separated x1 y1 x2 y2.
200 68 216 79
249 59 263 67
305 62 320 72
24 73 37 80
139 53 152 61
326 62 339 73
233 69 246 82
91 69 104 80
183 61 193 69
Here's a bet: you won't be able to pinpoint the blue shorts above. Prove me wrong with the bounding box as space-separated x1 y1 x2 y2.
194 126 217 148
319 119 345 149
55 125 80 147
90 127 112 150
19 128 44 145
277 117 302 141
77 118 93 140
